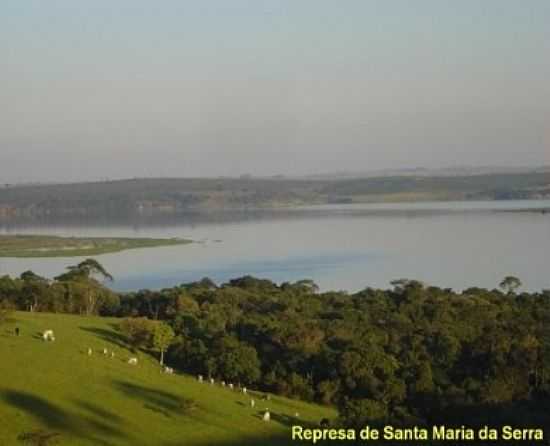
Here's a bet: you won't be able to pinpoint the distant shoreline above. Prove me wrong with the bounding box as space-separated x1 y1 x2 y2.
0 171 548 219
0 235 192 258
495 208 550 214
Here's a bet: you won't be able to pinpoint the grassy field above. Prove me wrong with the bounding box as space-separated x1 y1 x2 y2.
0 312 335 446
0 235 192 257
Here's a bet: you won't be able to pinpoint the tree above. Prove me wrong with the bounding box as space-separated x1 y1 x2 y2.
339 398 388 428
317 380 340 405
58 259 113 282
499 276 522 294
413 361 434 394
20 271 49 312
293 279 320 294
213 336 261 384
119 317 154 350
55 259 116 315
153 322 175 366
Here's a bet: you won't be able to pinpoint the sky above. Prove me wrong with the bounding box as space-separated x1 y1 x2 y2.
1 0 549 183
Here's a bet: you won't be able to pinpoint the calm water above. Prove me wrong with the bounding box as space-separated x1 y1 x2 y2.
1 200 549 293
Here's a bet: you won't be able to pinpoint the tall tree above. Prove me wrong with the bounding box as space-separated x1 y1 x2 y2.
55 259 115 315
57 259 113 282
153 322 175 366
499 276 522 294
19 271 49 312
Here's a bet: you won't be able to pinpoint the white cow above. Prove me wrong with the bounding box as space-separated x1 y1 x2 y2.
87 348 92 356
42 330 55 341
228 383 234 390
164 366 174 374
198 374 203 383
250 399 255 408
128 357 138 365
263 410 270 422
242 387 247 394
103 348 108 355
210 378 214 385
111 351 115 358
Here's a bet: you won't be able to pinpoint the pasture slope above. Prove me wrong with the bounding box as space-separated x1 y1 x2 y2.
0 312 335 446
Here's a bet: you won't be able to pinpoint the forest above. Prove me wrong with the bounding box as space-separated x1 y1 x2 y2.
1 261 549 435
1 171 549 217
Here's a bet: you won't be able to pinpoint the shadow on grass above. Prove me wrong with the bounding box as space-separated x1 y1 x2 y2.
270 412 301 428
0 390 130 446
2 391 68 430
72 399 123 423
79 325 128 349
144 403 172 418
113 380 186 417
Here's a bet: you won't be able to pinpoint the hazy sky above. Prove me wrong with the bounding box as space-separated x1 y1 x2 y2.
2 1 549 182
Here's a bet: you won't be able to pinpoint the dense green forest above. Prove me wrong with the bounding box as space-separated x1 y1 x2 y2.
1 260 549 439
1 171 549 217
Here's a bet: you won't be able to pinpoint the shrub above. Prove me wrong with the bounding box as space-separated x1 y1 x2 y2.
17 430 60 446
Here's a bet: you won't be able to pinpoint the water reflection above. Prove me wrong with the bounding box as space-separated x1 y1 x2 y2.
0 201 549 293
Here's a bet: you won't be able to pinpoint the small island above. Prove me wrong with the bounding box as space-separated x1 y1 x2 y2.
0 235 192 257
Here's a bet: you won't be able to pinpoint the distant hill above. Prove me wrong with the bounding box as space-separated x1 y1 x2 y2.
0 312 334 446
0 171 549 218
304 165 550 180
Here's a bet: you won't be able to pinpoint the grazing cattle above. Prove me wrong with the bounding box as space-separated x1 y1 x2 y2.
250 399 255 408
164 366 174 374
263 410 270 422
42 330 55 341
242 387 247 394
198 374 203 383
128 357 138 365
261 394 270 401
103 348 108 355
209 378 214 385
221 381 226 387
87 348 92 356
228 383 234 390
111 351 115 358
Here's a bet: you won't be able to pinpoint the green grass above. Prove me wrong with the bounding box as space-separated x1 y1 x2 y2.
0 235 192 258
0 312 335 446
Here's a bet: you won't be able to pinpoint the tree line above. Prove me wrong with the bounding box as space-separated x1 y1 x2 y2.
1 172 547 217
1 261 549 431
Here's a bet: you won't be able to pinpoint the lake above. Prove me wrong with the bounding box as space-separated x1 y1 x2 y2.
0 200 549 293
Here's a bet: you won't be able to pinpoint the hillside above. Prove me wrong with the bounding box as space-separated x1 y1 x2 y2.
0 172 548 218
0 312 334 446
